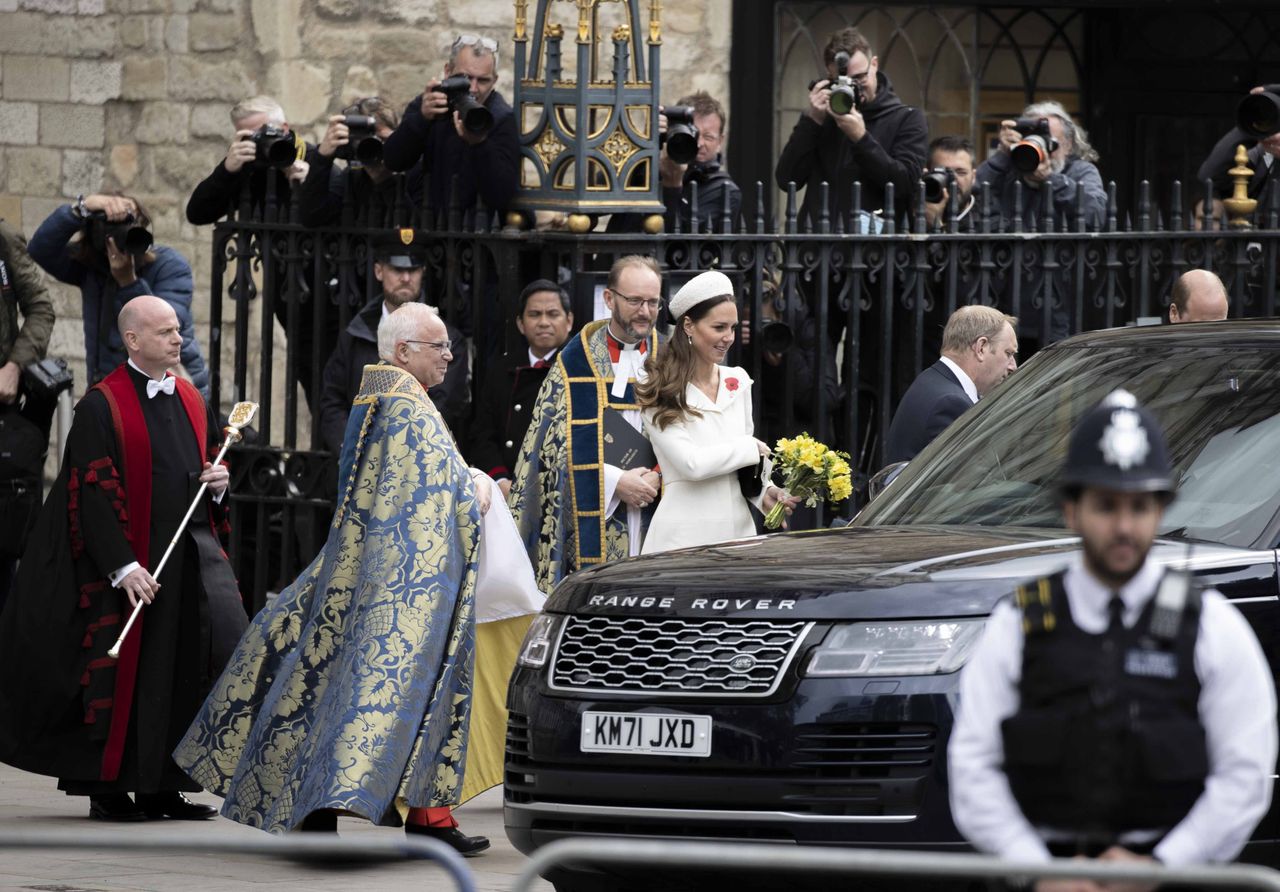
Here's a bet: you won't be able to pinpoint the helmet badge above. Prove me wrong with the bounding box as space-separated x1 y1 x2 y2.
1099 409 1150 471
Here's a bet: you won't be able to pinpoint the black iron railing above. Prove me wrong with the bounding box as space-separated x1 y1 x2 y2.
209 172 1280 609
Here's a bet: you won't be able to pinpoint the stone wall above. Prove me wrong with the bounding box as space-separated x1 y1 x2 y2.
0 0 731 440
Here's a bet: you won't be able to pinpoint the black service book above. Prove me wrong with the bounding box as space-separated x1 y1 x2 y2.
602 408 656 470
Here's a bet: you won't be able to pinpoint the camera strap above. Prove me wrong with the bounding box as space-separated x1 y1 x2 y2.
0 259 10 296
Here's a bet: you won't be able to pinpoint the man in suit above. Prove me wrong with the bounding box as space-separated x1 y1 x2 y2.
1168 270 1229 323
468 279 572 500
884 305 1018 466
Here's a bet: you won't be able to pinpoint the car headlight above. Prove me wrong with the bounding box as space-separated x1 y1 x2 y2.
516 614 562 669
804 619 986 677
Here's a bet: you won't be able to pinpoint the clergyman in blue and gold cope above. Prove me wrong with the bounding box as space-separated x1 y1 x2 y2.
509 256 665 592
173 363 480 831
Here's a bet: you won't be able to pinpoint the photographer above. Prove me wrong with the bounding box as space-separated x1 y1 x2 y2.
975 99 1106 231
661 92 742 232
922 136 978 231
27 194 209 398
0 218 57 609
607 92 742 234
382 33 519 219
185 95 311 225
1197 85 1280 203
299 96 425 229
775 26 927 228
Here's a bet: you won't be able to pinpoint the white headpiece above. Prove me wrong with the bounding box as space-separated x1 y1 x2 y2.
669 270 734 320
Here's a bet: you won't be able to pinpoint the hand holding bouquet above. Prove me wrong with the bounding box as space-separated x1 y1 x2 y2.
764 434 854 530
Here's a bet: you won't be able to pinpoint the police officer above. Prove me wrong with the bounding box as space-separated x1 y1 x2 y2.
949 390 1276 889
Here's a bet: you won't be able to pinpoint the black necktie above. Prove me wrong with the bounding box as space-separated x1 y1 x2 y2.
1108 593 1125 634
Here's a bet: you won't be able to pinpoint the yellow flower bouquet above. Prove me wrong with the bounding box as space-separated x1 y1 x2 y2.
764 434 854 530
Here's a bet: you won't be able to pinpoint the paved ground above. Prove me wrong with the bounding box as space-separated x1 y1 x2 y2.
0 762 553 892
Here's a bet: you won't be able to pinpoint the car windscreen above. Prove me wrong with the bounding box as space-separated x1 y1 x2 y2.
856 342 1280 548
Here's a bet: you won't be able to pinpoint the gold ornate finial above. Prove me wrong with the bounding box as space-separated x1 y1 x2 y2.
514 0 527 41
612 24 631 42
649 0 662 44
577 0 593 44
1223 143 1258 229
545 22 564 39
642 214 665 234
567 213 594 233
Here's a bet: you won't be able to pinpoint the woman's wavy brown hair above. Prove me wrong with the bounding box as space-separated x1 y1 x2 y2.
636 293 735 431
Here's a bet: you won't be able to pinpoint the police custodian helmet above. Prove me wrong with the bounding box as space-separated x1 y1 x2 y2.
1059 389 1175 496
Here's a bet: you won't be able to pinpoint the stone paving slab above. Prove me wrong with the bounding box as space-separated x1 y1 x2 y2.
0 763 553 892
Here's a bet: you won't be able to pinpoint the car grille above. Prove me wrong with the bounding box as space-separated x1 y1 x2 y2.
790 722 938 775
548 616 813 697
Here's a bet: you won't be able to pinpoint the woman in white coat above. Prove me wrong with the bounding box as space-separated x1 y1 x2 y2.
637 271 796 554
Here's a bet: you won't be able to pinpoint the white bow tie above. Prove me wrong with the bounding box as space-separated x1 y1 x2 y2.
146 376 176 399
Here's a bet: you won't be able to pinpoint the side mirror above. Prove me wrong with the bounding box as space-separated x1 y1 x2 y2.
867 461 908 501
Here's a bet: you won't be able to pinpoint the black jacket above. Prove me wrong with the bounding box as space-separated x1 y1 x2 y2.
975 151 1107 231
774 71 928 226
296 154 426 229
1197 126 1280 202
317 298 469 454
884 360 973 466
466 347 558 479
609 157 744 234
185 146 318 225
381 90 520 216
759 315 841 443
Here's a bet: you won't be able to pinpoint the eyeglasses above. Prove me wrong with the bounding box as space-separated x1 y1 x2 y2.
404 339 455 354
453 33 499 54
610 290 664 312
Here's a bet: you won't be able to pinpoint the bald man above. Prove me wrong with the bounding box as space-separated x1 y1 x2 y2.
1169 270 1229 323
0 295 246 824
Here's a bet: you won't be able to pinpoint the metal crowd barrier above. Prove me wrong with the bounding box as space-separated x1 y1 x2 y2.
512 838 1280 891
0 828 477 892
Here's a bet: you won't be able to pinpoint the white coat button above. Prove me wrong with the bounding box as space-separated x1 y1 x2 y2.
514 403 522 411
505 440 514 448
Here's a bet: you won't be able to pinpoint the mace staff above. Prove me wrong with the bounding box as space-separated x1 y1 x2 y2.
107 400 258 660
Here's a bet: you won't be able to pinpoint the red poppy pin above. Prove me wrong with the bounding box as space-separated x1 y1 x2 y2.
725 377 740 392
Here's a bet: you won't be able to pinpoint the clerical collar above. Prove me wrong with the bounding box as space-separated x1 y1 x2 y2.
606 330 647 364
127 358 169 383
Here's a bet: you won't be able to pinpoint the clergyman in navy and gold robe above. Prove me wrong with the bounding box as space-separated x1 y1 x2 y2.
173 364 480 831
509 318 661 593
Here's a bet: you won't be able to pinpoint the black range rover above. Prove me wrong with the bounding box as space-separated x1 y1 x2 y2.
504 321 1280 888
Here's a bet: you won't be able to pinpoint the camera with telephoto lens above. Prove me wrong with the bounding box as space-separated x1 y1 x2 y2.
922 167 959 205
1237 85 1280 138
1009 116 1060 173
334 114 384 164
827 51 864 116
86 210 152 256
759 320 794 354
249 123 299 169
661 105 699 165
433 74 494 135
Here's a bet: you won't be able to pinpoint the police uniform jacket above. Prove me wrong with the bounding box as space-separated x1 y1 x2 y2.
467 347 557 481
948 553 1277 867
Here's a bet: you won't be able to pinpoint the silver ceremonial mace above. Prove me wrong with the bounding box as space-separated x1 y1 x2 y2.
107 400 258 660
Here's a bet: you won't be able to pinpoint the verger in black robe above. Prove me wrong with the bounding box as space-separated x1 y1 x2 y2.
0 362 246 794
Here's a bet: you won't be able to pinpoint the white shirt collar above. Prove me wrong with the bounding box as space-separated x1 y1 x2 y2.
1063 552 1165 631
528 347 554 366
127 358 166 382
938 355 979 404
